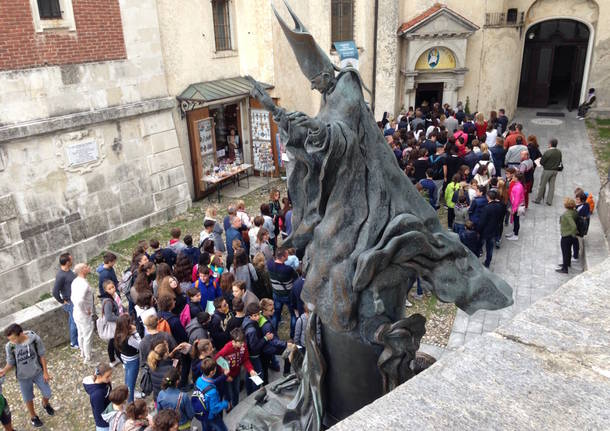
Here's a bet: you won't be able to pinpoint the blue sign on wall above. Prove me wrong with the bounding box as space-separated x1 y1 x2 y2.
333 41 359 69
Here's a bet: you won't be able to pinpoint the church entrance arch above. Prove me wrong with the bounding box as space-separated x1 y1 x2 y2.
518 19 590 110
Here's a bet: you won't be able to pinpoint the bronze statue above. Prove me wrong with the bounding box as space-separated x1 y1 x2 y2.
239 1 513 428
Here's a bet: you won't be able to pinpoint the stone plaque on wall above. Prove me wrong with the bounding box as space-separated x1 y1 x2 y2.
66 141 99 166
55 129 105 174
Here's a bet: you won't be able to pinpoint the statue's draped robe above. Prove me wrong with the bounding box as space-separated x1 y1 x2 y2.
285 70 512 337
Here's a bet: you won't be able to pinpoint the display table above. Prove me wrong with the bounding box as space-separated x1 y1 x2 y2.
202 164 252 202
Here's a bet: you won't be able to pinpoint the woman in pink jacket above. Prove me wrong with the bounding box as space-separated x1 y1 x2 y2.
506 171 525 241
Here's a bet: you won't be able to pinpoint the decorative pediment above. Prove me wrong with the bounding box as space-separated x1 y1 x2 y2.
398 4 479 39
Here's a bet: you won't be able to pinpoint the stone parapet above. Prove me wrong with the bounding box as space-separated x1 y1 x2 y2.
331 258 610 430
0 299 69 350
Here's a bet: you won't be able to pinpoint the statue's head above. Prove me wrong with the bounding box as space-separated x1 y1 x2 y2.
310 71 335 93
272 0 336 91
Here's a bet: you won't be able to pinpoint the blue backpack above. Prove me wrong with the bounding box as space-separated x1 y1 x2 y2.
191 384 214 418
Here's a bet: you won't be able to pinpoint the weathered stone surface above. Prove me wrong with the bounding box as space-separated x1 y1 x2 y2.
45 224 73 250
147 147 183 174
0 194 18 222
151 165 187 192
0 299 69 350
69 212 110 243
0 97 176 142
331 258 610 431
119 196 155 223
152 183 190 211
144 129 179 154
0 241 28 272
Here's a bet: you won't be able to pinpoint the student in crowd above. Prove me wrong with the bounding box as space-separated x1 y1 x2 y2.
459 221 479 256
101 280 123 367
114 315 142 403
230 248 258 293
71 263 95 364
209 297 232 351
123 399 153 431
156 368 194 430
193 266 222 307
52 252 79 349
534 139 563 206
150 239 177 268
83 363 113 431
225 216 245 271
214 328 258 407
192 358 230 431
557 198 578 274
98 252 120 298
186 311 210 345
147 340 186 402
226 298 246 334
266 248 298 338
506 170 526 241
260 299 294 380
182 235 200 267
186 287 204 320
231 281 259 313
168 228 187 255
203 206 226 253
251 253 273 300
477 190 506 268
101 384 129 431
0 324 54 428
139 315 177 369
241 303 273 395
153 410 180 431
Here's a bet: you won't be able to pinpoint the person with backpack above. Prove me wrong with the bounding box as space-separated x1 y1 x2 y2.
192 357 230 431
83 362 113 431
186 312 211 345
444 173 462 229
157 368 194 430
242 303 272 395
0 376 17 431
101 384 129 431
208 297 232 351
139 315 177 369
192 267 222 308
114 315 142 403
573 192 591 261
0 324 55 428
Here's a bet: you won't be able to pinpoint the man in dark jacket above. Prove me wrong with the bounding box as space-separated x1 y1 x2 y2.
477 190 506 267
52 252 78 349
242 303 273 394
534 138 563 206
468 186 488 227
225 215 245 270
208 298 232 350
149 239 177 267
489 137 506 176
97 252 119 298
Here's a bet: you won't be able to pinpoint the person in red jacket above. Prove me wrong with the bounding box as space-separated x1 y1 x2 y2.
214 328 258 407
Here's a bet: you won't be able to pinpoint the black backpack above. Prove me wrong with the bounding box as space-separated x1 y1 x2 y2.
576 216 590 237
429 154 445 180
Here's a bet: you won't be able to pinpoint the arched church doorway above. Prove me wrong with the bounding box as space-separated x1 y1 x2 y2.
518 19 589 110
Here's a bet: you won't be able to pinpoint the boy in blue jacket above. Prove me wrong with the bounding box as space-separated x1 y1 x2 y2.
193 267 222 306
192 357 229 431
259 299 294 382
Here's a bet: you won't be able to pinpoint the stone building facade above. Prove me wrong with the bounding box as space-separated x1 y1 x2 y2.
0 0 189 315
1 0 608 313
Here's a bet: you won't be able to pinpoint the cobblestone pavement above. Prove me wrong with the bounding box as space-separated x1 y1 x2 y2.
447 108 608 350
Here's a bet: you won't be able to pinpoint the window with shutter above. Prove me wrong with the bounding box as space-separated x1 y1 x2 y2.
212 0 232 51
331 0 354 44
37 0 62 20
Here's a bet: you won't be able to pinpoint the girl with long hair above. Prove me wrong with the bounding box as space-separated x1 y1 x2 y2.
114 314 141 403
157 368 194 429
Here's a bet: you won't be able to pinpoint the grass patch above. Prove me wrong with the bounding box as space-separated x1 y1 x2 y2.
38 292 52 301
585 118 610 181
595 118 610 127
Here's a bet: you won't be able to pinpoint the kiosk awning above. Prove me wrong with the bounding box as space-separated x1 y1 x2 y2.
177 76 273 116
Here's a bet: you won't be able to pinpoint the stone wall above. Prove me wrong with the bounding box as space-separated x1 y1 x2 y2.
0 0 190 317
332 257 610 430
598 179 610 240
0 299 69 351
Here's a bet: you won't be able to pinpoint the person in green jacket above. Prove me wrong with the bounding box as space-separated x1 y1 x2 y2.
557 198 578 274
444 173 462 229
534 139 562 206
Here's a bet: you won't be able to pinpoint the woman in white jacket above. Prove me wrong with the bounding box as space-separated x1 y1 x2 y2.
71 263 95 364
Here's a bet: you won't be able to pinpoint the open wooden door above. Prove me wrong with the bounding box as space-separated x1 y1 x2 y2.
187 107 216 199
567 45 587 111
248 97 280 177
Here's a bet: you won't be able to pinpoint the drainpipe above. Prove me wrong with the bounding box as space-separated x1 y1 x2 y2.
371 0 379 115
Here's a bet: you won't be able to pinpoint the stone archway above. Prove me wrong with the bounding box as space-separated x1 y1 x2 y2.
397 4 478 110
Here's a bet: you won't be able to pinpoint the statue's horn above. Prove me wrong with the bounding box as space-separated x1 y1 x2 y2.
271 0 307 33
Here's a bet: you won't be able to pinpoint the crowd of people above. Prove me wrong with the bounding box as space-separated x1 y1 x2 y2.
0 101 598 431
379 101 595 279
0 189 303 431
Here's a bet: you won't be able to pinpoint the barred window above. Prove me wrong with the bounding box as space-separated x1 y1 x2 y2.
212 0 232 51
331 0 354 44
37 0 62 19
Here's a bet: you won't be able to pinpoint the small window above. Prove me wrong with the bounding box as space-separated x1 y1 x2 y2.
37 0 62 20
212 0 232 51
331 0 354 44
